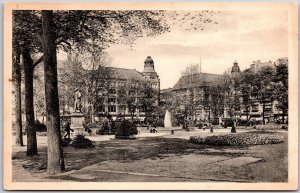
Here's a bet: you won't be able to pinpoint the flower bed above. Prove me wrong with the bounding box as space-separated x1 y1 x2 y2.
189 133 284 146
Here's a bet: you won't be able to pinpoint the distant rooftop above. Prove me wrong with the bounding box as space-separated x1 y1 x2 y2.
173 72 223 90
106 67 144 81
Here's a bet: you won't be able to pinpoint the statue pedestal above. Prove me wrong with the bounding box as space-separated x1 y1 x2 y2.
70 112 84 134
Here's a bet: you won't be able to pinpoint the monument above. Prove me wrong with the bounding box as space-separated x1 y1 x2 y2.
164 110 172 128
70 88 85 134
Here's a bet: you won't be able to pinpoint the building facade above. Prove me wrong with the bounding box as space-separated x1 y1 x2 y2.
95 56 160 120
161 59 287 125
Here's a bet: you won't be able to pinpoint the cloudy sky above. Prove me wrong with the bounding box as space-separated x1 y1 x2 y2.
58 8 288 89
105 9 288 89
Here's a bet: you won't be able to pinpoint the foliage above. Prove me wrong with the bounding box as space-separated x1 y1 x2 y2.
239 69 256 120
35 120 47 132
61 137 72 147
222 71 241 119
96 121 119 135
189 133 284 146
84 122 101 129
272 59 288 122
115 120 138 139
70 134 95 148
210 81 226 119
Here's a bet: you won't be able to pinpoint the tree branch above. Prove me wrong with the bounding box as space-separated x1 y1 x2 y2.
56 39 72 48
33 55 43 69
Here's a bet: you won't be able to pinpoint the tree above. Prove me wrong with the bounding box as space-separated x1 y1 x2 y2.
179 64 205 124
22 47 38 155
117 79 140 119
41 10 65 174
139 82 158 121
13 10 43 155
210 81 226 124
202 83 211 122
272 58 288 123
239 69 256 121
222 71 240 132
252 65 275 125
14 9 219 173
12 41 23 146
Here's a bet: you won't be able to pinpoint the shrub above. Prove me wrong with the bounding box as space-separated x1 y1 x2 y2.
189 133 284 146
156 118 165 127
62 137 72 147
95 121 122 135
115 120 138 139
84 122 100 129
70 134 94 148
35 120 47 132
280 125 288 130
111 121 121 134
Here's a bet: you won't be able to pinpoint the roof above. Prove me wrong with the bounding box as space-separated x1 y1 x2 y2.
160 88 173 94
106 67 144 81
173 72 223 89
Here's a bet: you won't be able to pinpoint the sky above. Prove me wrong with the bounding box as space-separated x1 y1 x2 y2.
59 9 288 89
106 9 288 89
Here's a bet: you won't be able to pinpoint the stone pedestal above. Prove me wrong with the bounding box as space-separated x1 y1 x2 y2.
70 112 85 134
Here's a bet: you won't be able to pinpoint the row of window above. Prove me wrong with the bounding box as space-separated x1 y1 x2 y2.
107 81 158 88
100 105 144 113
107 89 139 95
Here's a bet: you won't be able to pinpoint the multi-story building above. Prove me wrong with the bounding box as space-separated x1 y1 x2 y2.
94 56 160 120
160 70 224 123
161 59 288 125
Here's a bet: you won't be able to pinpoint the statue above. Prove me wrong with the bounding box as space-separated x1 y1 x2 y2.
73 88 82 113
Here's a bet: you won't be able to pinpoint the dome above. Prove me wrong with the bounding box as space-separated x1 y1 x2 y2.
144 56 154 66
143 56 156 74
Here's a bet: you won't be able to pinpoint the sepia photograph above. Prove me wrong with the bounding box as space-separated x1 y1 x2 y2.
3 2 298 190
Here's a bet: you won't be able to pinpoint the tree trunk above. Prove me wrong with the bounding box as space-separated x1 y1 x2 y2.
22 48 37 155
282 108 285 124
13 49 23 146
42 10 65 174
246 106 250 121
262 102 265 125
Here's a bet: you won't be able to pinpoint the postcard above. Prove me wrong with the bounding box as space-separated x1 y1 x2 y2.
3 2 298 190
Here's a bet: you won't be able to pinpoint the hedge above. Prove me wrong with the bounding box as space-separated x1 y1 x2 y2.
70 134 95 148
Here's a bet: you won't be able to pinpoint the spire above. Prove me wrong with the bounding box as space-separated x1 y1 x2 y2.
231 60 240 74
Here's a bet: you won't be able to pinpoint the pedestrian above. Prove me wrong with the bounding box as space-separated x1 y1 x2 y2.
64 122 73 139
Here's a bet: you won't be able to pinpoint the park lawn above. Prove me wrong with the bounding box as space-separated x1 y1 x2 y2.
12 131 287 182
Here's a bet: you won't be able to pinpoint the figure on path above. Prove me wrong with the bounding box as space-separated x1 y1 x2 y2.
64 122 73 139
73 88 82 112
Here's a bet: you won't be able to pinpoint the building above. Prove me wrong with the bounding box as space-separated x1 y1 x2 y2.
94 56 160 120
160 70 224 124
161 59 287 125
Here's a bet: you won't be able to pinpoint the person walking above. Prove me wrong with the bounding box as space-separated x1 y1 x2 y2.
64 122 73 139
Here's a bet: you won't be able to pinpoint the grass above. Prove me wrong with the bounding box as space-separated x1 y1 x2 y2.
12 131 288 182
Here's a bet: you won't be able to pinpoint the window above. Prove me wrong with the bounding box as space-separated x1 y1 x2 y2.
108 105 116 112
108 89 116 94
252 105 259 112
97 106 105 112
129 90 135 95
108 98 116 103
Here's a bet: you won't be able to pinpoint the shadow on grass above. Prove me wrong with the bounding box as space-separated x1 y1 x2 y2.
12 137 246 173
12 134 287 182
